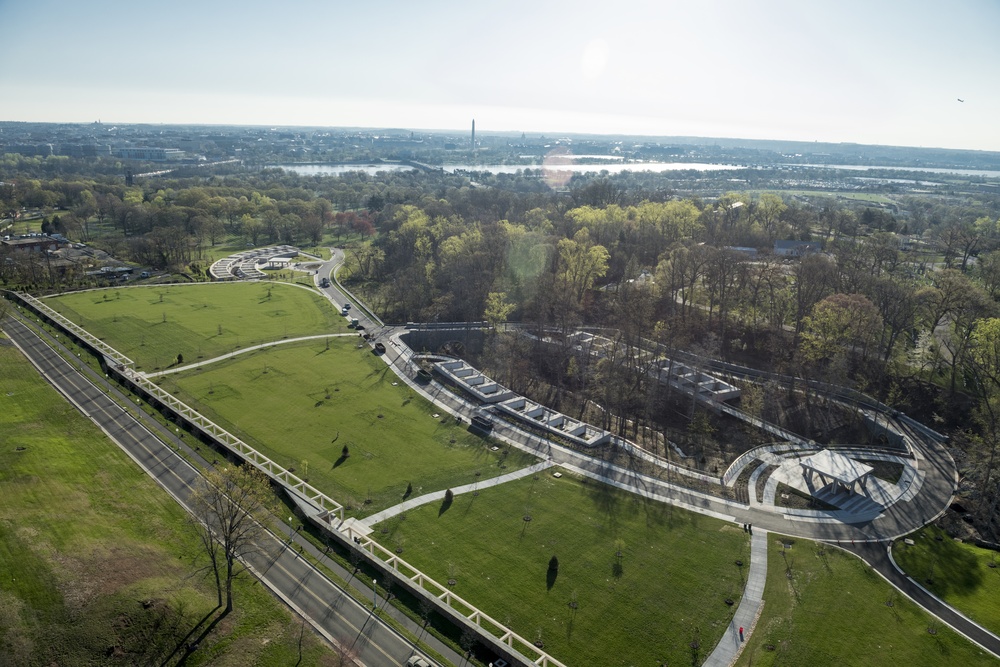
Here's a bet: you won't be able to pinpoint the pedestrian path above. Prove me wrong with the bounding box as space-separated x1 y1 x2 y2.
144 333 355 377
704 527 768 667
361 460 556 526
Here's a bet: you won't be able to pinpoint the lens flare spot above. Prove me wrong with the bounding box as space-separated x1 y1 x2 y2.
542 147 574 189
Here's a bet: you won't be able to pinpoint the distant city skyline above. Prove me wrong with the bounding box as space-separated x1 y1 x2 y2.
2 0 998 151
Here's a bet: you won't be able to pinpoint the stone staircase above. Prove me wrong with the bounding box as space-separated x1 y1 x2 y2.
812 483 884 516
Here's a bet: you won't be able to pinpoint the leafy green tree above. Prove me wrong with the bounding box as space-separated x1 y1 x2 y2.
556 228 610 304
484 291 515 330
799 293 883 366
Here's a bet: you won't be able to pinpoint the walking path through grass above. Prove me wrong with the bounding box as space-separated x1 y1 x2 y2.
735 535 998 666
160 339 537 515
362 460 555 526
44 282 346 371
145 332 358 377
705 528 768 666
370 469 749 667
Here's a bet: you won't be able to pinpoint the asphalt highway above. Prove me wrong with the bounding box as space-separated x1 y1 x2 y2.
2 311 441 667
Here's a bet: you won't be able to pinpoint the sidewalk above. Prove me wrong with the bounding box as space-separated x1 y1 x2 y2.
704 528 768 667
362 460 555 526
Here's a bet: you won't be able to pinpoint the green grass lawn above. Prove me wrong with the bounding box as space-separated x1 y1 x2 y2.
0 342 338 666
158 338 537 515
44 282 346 370
735 534 995 667
371 469 748 667
893 525 1000 635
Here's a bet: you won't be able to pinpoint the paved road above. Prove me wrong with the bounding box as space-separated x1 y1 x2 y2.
2 311 448 667
843 540 1000 658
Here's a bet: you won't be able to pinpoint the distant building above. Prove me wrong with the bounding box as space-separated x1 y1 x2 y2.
7 144 54 156
59 144 112 157
2 235 61 253
774 240 822 257
114 147 185 161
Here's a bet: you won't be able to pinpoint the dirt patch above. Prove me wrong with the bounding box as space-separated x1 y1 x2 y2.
52 543 179 610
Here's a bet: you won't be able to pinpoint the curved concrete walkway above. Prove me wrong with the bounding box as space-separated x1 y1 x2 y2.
361 460 556 526
144 333 356 377
704 528 768 667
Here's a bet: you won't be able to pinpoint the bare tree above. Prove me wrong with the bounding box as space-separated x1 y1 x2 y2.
190 465 273 614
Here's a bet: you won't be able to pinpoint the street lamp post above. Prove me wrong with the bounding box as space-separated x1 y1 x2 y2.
373 579 377 611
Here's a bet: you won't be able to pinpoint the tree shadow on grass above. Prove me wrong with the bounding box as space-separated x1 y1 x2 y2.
546 565 558 591
333 453 348 468
583 476 622 532
156 603 221 667
176 608 230 666
438 494 454 517
461 493 477 517
911 528 985 597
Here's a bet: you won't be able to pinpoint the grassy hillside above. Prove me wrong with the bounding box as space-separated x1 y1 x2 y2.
45 282 346 370
0 340 340 666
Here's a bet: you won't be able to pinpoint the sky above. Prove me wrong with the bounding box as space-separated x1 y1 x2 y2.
2 0 999 151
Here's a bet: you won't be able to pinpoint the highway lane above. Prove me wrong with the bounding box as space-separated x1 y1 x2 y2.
2 312 435 667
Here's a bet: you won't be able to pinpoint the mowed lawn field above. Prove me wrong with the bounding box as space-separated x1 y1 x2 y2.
0 341 338 666
893 525 1000 635
44 282 346 371
158 339 537 515
372 470 748 667
735 534 996 667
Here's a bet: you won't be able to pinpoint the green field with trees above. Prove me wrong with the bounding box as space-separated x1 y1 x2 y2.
45 282 346 370
735 536 996 667
372 469 748 667
157 339 536 514
0 342 339 666
894 526 1000 635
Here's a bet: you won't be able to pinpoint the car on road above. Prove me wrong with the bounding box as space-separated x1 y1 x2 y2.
320 277 330 287
406 656 431 667
374 342 386 354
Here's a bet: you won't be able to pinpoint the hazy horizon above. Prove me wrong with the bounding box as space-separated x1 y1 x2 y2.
3 0 998 152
